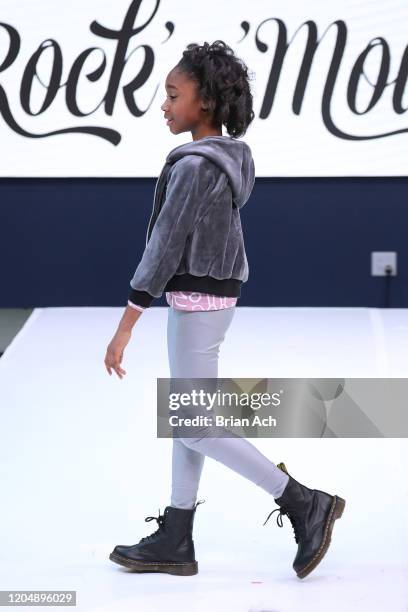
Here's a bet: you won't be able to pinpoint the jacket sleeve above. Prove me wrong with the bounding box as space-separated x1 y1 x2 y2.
128 156 217 308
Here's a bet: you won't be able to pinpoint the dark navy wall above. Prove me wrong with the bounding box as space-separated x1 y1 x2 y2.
0 178 406 308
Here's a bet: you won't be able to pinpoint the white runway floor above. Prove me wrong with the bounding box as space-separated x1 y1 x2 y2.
0 306 407 612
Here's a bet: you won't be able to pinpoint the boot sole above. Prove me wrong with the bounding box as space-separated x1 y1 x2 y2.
295 495 346 579
109 552 198 576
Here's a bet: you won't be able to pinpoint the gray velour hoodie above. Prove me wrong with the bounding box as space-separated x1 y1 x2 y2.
128 135 255 308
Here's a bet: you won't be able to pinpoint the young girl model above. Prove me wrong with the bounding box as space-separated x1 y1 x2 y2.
104 40 345 579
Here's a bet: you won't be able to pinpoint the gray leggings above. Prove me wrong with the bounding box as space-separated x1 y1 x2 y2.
166 306 289 509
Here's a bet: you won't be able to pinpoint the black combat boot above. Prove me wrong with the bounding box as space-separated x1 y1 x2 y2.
109 499 205 576
263 463 345 579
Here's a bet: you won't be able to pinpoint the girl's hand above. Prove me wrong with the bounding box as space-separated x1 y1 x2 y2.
104 328 131 379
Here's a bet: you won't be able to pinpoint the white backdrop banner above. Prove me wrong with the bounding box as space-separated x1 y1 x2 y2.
0 0 407 176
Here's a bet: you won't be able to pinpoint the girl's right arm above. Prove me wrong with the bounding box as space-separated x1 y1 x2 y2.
118 303 143 332
104 304 143 378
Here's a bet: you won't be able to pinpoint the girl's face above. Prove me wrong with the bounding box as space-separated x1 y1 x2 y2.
160 68 221 140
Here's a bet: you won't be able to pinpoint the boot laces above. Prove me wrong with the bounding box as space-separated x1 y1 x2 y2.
139 509 165 543
263 508 303 544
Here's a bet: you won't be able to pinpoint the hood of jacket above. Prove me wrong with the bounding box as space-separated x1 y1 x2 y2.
165 135 255 210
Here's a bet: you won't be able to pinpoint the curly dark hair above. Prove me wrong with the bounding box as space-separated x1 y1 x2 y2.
175 40 255 138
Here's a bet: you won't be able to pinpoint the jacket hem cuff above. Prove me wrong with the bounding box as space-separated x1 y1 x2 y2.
128 287 155 308
127 300 145 312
